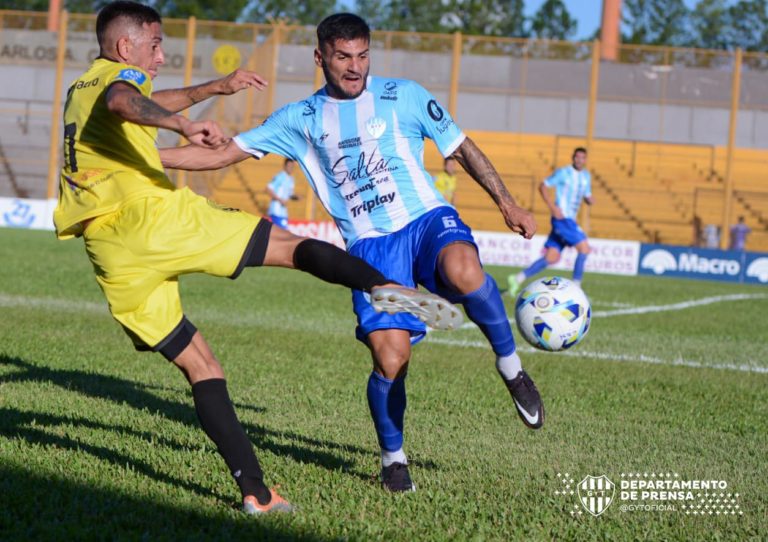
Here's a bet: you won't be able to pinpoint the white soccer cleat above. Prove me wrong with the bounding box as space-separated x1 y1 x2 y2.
370 287 463 330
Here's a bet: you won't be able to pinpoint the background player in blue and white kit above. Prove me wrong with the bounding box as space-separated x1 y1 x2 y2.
161 13 543 493
508 147 594 296
266 158 297 229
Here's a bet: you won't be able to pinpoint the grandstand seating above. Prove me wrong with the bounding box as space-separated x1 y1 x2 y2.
0 94 763 250
196 129 766 250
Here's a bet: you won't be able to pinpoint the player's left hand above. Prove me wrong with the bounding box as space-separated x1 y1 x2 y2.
502 204 536 239
217 69 268 95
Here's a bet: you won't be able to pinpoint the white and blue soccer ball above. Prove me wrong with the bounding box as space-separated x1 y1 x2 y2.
514 276 591 351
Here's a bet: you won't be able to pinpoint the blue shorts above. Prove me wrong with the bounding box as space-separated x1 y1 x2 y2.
269 215 289 230
544 217 587 252
349 206 477 344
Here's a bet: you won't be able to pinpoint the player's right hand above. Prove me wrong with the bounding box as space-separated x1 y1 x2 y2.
183 119 228 149
503 205 537 239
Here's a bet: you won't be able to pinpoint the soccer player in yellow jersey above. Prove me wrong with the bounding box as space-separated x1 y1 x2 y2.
433 157 458 204
55 0 460 515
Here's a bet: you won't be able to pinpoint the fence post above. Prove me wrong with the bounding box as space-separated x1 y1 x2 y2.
267 22 282 117
586 39 600 152
721 48 742 249
448 31 462 119
176 16 197 189
46 9 68 200
582 39 600 234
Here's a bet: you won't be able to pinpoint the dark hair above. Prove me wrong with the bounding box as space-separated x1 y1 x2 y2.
317 13 370 50
96 1 161 49
284 158 295 165
573 147 587 157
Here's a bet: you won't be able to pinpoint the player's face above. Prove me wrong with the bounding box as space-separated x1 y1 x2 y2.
572 151 587 170
315 38 370 100
126 22 165 79
285 161 295 174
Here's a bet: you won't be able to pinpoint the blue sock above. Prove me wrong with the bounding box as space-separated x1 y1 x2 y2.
524 257 549 279
366 372 406 452
574 253 588 281
458 274 516 357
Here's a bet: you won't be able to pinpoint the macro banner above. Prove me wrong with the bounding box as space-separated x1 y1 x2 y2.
639 243 768 285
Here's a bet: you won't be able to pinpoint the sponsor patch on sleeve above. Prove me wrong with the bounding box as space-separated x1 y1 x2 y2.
116 68 147 86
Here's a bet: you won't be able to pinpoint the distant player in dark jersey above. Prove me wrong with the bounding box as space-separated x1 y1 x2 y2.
508 147 593 296
729 216 751 251
161 13 544 493
55 1 460 513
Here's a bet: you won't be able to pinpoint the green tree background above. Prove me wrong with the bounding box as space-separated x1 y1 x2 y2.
1 0 765 50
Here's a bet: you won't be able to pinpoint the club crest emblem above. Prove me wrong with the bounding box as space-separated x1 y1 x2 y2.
578 475 615 516
365 117 387 139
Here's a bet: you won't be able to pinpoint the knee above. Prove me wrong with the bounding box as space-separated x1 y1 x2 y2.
546 252 561 264
439 248 484 294
372 345 410 380
173 348 224 384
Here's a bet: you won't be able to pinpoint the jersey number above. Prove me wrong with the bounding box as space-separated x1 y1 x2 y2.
442 216 457 229
64 122 78 172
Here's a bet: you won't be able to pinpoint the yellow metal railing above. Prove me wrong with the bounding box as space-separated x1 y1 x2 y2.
1 9 766 247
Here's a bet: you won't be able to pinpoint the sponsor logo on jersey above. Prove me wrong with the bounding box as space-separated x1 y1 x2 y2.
117 69 146 85
75 77 99 90
331 148 399 187
350 192 396 217
302 101 316 116
338 136 362 149
427 99 444 121
380 81 398 101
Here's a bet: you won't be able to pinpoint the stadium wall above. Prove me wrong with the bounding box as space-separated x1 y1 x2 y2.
5 196 764 285
1 30 767 148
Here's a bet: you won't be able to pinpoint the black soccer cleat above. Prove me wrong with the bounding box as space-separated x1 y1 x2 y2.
381 462 416 492
503 370 544 429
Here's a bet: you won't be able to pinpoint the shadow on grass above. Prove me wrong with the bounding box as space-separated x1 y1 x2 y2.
0 354 438 488
0 462 328 542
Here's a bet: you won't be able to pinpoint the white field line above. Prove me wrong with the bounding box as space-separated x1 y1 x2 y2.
423 336 768 375
459 293 768 329
2 293 767 374
592 293 768 317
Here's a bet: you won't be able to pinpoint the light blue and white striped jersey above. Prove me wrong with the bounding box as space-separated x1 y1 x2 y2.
267 171 294 218
544 165 592 220
233 76 466 247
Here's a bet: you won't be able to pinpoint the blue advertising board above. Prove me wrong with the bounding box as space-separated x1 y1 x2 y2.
639 244 767 284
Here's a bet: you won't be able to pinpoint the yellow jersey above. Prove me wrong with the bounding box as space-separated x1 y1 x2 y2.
54 59 174 239
433 171 457 202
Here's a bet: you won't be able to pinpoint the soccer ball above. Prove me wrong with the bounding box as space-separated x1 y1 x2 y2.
514 276 591 351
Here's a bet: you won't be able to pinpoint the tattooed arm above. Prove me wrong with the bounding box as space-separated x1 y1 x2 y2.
152 69 268 113
105 82 227 148
451 136 536 239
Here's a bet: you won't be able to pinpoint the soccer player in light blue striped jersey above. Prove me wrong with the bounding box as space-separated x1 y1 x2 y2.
266 158 297 229
160 13 544 493
508 147 593 296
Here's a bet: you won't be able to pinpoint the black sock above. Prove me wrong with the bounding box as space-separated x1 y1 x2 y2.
191 378 271 504
293 238 390 291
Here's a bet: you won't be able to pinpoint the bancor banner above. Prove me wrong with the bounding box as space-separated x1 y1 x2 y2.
287 220 641 277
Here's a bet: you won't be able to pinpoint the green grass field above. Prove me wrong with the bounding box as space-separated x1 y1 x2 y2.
1 228 766 541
